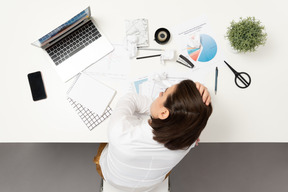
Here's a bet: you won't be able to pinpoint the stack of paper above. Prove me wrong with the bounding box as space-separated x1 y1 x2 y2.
67 73 116 116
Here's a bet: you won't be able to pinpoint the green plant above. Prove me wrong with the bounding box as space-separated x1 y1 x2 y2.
226 17 267 53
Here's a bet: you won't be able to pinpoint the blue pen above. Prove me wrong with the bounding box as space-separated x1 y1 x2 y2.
215 67 218 95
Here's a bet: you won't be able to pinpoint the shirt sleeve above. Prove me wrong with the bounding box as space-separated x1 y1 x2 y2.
108 93 153 137
113 93 152 116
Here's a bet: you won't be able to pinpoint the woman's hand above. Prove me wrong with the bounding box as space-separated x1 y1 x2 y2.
195 82 211 106
195 138 200 146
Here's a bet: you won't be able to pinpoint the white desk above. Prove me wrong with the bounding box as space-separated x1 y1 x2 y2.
1 0 288 142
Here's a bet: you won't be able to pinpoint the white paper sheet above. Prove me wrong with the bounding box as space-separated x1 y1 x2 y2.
84 44 130 79
132 72 202 100
172 16 224 72
67 73 116 116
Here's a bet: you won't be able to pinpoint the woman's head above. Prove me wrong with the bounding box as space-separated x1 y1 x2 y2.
149 80 213 150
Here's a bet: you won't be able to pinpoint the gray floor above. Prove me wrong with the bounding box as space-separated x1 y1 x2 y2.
0 143 287 192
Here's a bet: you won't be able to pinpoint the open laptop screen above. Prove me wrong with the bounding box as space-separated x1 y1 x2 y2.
32 7 90 47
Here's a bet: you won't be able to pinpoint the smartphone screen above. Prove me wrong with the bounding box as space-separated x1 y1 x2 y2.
27 71 47 101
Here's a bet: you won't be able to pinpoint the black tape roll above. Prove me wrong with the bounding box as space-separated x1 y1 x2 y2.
154 28 170 44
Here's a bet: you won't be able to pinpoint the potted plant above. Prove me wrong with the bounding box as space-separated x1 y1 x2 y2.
226 17 267 53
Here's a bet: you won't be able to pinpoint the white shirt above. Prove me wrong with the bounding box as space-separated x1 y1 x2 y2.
100 93 194 192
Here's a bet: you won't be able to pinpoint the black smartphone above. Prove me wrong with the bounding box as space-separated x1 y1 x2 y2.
27 71 47 101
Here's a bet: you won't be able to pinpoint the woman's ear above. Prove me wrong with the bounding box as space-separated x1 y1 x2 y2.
159 107 170 120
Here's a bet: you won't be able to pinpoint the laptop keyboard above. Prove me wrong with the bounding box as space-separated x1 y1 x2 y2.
46 20 101 65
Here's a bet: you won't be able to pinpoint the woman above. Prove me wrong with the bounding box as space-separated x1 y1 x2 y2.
95 80 212 192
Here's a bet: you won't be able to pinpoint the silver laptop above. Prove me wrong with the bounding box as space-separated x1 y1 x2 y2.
32 7 114 82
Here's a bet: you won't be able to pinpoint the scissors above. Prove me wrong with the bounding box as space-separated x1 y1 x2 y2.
224 60 251 89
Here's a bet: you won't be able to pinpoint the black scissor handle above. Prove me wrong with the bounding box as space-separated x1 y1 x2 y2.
235 72 251 88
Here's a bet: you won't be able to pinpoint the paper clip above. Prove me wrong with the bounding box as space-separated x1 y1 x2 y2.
176 54 194 68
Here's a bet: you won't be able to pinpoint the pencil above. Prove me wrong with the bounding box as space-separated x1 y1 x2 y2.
137 47 164 51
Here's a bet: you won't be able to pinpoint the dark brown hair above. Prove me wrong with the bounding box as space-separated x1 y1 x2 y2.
150 80 212 150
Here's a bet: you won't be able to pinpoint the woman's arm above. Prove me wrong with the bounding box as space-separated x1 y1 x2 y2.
113 93 152 117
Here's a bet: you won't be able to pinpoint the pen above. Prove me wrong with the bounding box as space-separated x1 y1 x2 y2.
215 67 218 95
136 54 161 60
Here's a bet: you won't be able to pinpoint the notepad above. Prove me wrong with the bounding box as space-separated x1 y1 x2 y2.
67 73 116 116
67 97 112 131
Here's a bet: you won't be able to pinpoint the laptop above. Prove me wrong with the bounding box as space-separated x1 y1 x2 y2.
32 7 114 82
